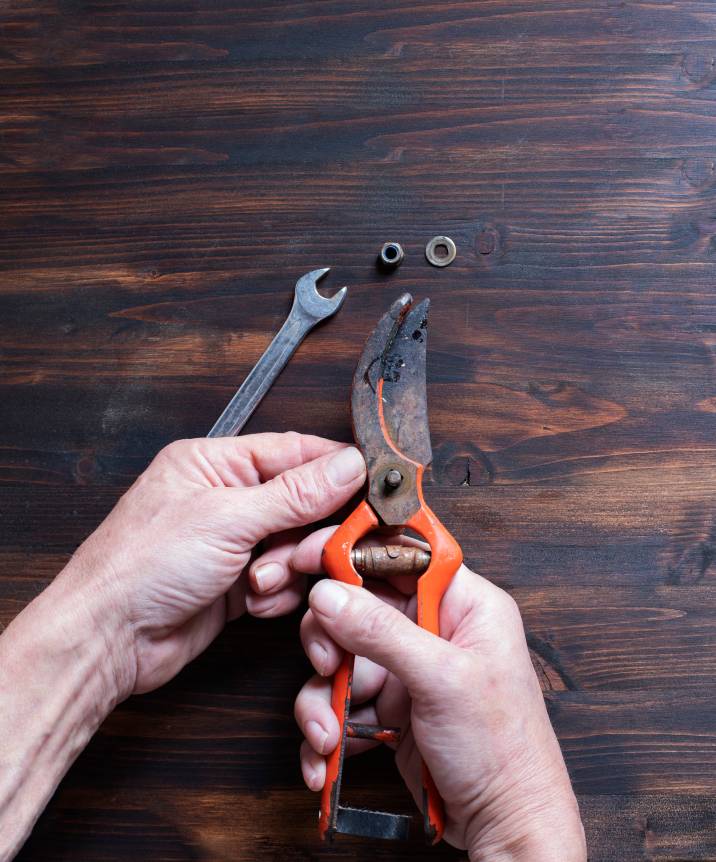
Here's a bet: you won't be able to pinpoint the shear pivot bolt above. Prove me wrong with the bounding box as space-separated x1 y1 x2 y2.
385 469 403 489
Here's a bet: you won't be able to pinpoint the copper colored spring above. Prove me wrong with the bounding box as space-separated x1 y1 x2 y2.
351 544 431 577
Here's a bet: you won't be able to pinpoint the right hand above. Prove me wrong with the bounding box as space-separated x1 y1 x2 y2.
293 543 586 862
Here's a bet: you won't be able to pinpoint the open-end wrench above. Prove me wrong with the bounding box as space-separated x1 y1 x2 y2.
207 268 347 438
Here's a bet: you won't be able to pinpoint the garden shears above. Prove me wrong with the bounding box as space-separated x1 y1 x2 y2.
319 293 463 844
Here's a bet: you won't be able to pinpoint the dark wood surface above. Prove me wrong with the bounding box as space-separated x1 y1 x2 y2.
2 1 716 859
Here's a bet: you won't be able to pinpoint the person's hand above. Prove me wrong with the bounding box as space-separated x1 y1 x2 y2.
62 433 366 697
292 534 586 862
0 432 367 860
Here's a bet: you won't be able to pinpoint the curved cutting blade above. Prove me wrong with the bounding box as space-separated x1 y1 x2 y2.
380 297 432 466
351 295 432 525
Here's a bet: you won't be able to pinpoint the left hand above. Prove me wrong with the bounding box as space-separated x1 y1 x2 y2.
61 432 366 697
0 432 367 861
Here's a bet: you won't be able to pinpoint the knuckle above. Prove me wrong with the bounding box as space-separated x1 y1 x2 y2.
271 431 304 462
281 430 303 450
293 698 306 729
498 590 523 626
280 588 303 615
294 676 322 726
360 600 398 644
299 610 316 646
275 468 322 516
446 650 478 688
154 438 187 464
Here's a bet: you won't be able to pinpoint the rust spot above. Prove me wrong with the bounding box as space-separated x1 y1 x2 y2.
346 722 401 745
383 353 405 383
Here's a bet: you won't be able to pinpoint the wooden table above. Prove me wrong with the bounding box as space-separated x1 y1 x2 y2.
2 2 716 860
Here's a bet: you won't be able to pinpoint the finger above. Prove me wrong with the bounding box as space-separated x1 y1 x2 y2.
300 582 409 677
351 656 389 705
299 703 395 762
394 726 422 802
432 563 515 644
157 433 348 488
290 526 339 575
294 663 387 763
230 432 347 481
225 574 248 621
294 676 341 756
249 528 305 595
246 577 305 618
300 609 343 677
302 653 389 707
231 446 366 543
308 580 454 699
300 739 326 791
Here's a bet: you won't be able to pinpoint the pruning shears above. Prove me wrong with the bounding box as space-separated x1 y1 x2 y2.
319 293 463 844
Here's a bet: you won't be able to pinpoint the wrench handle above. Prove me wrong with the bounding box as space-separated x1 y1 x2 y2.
208 297 316 438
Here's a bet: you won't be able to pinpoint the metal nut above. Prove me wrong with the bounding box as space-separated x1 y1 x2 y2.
378 242 404 270
384 468 403 489
425 235 456 267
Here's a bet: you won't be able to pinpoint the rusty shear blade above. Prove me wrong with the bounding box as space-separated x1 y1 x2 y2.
351 294 432 526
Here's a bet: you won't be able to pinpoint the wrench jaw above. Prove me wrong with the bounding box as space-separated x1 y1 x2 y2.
208 267 347 438
295 267 348 321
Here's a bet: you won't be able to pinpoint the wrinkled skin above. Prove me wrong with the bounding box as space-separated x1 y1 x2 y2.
68 433 367 695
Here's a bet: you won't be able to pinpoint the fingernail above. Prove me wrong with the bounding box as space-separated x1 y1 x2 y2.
308 641 329 675
310 580 349 618
253 562 284 593
325 447 365 486
305 763 321 791
307 720 329 753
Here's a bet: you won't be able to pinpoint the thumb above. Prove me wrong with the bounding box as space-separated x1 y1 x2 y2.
237 446 366 542
308 580 453 698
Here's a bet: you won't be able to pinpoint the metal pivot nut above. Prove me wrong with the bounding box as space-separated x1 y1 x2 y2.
378 242 404 270
385 469 403 489
425 235 456 267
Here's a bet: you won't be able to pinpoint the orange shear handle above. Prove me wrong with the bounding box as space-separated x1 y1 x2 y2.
405 500 463 842
318 500 377 840
319 489 462 844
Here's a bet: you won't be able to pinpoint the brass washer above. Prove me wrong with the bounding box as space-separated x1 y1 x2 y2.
425 235 457 267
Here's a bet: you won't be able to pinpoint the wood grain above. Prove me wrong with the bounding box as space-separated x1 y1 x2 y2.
2 1 716 859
